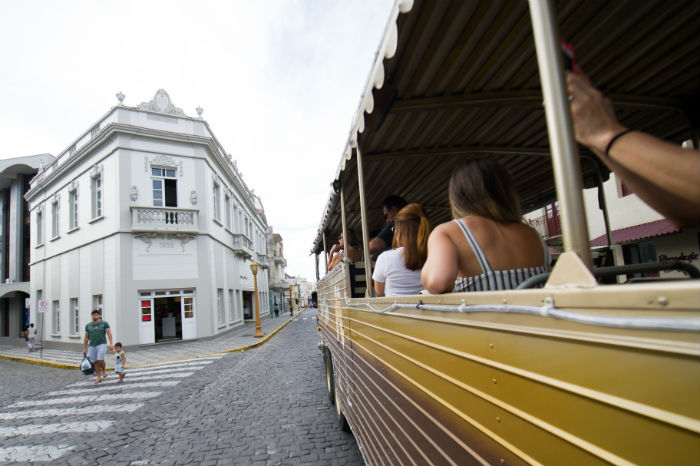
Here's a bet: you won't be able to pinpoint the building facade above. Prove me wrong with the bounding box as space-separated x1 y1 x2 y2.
26 90 270 348
0 154 55 338
526 171 699 281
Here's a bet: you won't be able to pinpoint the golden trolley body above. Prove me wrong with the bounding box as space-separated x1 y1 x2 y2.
313 1 700 464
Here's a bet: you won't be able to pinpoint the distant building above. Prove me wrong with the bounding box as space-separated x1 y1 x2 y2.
0 154 54 339
268 228 288 312
26 90 270 348
526 172 699 281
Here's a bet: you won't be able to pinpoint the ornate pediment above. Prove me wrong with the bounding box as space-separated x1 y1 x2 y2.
138 89 185 116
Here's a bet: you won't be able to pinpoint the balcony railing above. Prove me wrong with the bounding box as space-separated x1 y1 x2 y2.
256 253 269 268
528 213 562 239
270 280 289 290
131 207 199 232
232 234 254 259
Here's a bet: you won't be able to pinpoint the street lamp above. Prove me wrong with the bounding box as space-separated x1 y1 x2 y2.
250 260 264 338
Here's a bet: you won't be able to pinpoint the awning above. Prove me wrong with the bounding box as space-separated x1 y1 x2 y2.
589 219 679 247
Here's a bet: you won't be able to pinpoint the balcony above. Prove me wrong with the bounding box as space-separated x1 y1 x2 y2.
256 253 269 269
273 255 286 265
131 207 199 233
528 212 562 240
232 234 254 259
270 280 289 290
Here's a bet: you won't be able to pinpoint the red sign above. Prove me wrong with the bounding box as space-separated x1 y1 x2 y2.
142 315 151 322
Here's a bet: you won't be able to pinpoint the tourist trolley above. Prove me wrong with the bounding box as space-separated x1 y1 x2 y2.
313 1 699 465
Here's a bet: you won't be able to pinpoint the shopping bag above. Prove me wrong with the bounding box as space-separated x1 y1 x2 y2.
80 355 95 375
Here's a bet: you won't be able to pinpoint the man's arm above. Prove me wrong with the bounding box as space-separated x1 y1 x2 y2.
368 237 386 255
567 70 700 228
106 329 114 351
82 333 89 355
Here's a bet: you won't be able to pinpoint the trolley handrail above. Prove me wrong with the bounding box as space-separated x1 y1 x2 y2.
516 261 700 289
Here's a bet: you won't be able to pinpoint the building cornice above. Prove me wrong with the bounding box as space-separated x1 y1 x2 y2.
26 122 262 219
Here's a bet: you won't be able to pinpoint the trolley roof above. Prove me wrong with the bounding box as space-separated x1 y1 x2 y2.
312 0 699 254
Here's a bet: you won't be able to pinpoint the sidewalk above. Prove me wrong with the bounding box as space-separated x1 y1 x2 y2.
0 309 307 369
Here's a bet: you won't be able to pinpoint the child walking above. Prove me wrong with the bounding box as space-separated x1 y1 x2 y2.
114 342 127 383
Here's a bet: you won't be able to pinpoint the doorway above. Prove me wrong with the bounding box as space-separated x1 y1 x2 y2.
154 297 182 342
242 291 253 320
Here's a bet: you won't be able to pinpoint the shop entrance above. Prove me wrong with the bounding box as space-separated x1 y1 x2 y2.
139 289 196 344
154 297 182 342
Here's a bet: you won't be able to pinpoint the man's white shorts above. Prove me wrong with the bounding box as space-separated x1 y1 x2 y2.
87 344 107 362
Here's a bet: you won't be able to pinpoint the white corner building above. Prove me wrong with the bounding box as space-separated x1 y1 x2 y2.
26 90 271 348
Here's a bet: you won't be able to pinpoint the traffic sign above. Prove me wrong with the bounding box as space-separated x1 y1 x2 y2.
38 299 49 313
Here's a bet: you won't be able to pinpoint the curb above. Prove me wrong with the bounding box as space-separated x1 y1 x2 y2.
0 308 307 370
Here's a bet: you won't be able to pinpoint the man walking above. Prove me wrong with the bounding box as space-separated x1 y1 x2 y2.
82 310 114 384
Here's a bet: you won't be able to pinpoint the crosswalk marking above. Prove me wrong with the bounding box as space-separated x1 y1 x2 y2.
70 371 194 387
0 421 114 438
0 445 75 462
0 403 143 420
10 391 163 408
126 361 212 374
0 353 226 462
46 381 179 397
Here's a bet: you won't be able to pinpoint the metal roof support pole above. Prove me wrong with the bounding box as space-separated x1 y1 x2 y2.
315 253 320 281
340 182 349 261
593 164 613 247
529 0 593 270
356 146 373 296
322 232 328 272
340 182 352 295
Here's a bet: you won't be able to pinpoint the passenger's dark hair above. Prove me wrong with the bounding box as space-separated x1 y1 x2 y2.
115 342 123 347
343 229 360 248
392 204 432 270
91 309 101 315
382 195 408 211
449 159 522 223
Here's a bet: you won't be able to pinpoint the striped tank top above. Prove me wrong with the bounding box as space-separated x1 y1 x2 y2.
453 219 550 292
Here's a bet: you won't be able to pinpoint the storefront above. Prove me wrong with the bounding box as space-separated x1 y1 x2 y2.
138 289 196 344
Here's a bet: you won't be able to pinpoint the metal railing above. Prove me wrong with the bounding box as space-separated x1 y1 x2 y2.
528 212 562 239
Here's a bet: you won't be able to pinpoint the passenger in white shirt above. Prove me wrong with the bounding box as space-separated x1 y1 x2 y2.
373 203 432 297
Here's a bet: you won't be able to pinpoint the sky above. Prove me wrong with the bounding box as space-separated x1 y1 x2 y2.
0 0 395 282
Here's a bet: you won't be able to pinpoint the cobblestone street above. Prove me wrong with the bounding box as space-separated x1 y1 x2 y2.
0 309 364 465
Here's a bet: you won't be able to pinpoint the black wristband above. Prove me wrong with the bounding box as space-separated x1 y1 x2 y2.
605 129 634 158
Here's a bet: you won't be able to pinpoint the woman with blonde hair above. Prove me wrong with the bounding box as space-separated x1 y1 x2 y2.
373 203 432 297
422 158 550 293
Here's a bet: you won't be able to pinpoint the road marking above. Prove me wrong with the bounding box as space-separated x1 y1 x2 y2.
69 370 195 387
10 391 162 408
0 445 75 462
0 403 143 420
126 361 213 374
139 356 222 368
0 421 114 438
46 381 179 397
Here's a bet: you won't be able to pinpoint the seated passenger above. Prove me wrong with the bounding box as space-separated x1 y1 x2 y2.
567 69 699 228
421 159 550 293
369 195 408 255
327 230 362 271
373 203 432 297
